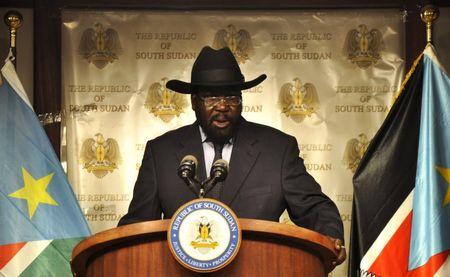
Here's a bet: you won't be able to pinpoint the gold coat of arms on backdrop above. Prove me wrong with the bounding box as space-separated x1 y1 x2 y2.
78 23 123 69
212 24 254 64
342 133 370 173
343 24 384 69
145 77 188 122
79 133 122 178
278 78 319 123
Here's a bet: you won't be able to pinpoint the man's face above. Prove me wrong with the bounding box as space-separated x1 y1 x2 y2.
191 88 242 143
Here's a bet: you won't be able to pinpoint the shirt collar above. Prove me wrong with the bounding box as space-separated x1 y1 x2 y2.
199 125 208 143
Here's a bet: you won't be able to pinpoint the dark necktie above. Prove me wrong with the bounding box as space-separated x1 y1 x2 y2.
208 142 224 199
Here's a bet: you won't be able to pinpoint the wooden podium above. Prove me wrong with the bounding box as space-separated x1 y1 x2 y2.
71 219 338 276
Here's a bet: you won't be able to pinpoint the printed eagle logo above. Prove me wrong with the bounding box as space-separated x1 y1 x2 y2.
279 78 319 122
342 133 370 173
343 24 385 69
78 23 123 69
212 24 254 64
145 77 188 122
80 133 122 178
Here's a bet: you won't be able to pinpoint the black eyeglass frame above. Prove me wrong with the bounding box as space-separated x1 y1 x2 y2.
196 95 242 107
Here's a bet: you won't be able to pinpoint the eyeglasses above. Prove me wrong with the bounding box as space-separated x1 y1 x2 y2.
197 95 242 107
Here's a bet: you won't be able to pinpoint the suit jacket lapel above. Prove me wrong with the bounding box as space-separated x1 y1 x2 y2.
222 119 260 205
175 123 207 187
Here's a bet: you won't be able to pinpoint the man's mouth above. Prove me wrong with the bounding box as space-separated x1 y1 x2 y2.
211 119 230 128
210 116 230 129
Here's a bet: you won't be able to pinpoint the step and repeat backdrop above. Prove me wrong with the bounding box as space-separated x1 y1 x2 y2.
62 10 405 275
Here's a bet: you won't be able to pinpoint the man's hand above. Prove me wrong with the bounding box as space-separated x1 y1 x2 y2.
329 237 346 269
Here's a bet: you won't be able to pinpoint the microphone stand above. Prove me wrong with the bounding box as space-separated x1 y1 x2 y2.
201 161 228 198
200 177 215 198
178 162 201 197
183 175 202 197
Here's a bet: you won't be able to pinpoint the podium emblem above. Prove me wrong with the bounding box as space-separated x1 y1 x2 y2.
168 199 241 272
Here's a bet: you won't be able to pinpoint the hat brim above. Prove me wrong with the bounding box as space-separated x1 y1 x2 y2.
166 74 267 94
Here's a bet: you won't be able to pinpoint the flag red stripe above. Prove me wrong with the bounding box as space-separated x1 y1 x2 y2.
410 251 450 277
0 242 26 269
368 212 449 276
368 212 412 275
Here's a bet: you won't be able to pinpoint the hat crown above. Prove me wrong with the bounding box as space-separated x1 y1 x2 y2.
191 47 244 85
165 45 266 94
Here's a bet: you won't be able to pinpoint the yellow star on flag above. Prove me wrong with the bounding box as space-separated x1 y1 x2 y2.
9 167 58 219
436 166 450 207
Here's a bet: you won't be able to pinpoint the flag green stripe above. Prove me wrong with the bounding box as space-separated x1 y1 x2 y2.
20 238 84 277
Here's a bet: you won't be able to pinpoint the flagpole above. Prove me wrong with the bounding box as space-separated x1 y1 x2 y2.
420 5 439 44
3 10 23 69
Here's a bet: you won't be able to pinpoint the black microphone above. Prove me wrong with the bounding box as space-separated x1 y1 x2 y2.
210 159 228 182
204 159 229 195
178 155 198 179
178 155 200 195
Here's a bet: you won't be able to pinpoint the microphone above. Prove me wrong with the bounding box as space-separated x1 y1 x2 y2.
210 159 228 181
178 155 198 179
178 155 200 196
204 159 229 195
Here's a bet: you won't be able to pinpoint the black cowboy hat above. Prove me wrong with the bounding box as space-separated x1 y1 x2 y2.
166 46 266 94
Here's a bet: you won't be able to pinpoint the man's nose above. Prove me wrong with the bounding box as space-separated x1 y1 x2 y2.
214 99 230 111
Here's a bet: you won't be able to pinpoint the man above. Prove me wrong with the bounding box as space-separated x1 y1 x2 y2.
119 46 346 266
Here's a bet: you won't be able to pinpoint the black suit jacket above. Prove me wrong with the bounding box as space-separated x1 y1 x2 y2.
119 119 344 241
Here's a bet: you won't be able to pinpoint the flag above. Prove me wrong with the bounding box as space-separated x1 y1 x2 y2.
0 57 90 276
409 45 450 272
349 44 450 276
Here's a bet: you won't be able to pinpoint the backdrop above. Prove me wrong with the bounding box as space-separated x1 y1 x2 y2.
61 10 405 276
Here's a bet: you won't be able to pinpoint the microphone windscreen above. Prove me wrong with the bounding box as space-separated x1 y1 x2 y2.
213 159 229 170
181 155 198 166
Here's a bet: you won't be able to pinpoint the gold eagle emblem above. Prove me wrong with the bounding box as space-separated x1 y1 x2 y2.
343 24 384 69
145 77 188 122
78 23 123 69
212 24 254 64
80 133 122 178
279 78 319 123
191 216 219 251
342 133 370 173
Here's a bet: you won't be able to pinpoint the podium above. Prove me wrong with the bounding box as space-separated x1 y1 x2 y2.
71 219 338 276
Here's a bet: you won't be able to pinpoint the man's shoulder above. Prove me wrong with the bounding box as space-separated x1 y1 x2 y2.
149 123 196 145
242 120 294 140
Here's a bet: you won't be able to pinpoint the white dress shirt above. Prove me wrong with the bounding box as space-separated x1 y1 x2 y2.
199 126 233 178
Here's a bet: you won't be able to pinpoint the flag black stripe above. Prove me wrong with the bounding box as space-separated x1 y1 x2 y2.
349 56 424 276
